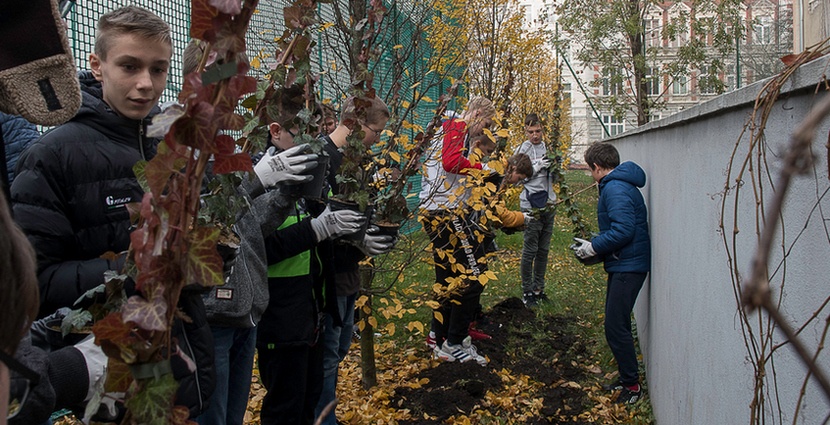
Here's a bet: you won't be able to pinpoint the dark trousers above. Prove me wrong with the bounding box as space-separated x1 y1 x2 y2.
604 271 647 387
423 212 487 345
257 341 324 425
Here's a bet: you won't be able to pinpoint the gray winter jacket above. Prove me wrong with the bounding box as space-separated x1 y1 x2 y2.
202 172 295 328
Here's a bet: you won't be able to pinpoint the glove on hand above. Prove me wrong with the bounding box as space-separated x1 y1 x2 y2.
572 237 596 259
358 226 396 256
532 158 551 174
254 145 319 188
522 213 535 225
310 206 365 242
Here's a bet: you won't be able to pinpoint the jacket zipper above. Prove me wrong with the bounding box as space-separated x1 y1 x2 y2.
180 326 204 412
138 122 146 161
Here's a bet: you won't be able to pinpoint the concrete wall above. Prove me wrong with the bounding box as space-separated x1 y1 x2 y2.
608 57 830 423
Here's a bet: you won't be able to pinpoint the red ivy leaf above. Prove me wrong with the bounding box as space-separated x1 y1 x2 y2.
213 134 252 174
145 140 188 196
209 0 241 15
185 226 224 287
213 152 253 174
104 358 133 393
147 103 186 139
92 312 132 344
190 0 220 41
174 101 218 153
170 405 193 425
122 286 168 332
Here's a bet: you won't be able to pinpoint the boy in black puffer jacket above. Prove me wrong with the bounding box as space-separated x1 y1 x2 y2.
10 6 214 418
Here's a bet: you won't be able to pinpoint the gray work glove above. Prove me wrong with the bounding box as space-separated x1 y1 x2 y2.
310 206 365 242
254 145 319 188
572 237 596 259
532 158 551 174
358 226 396 256
522 213 534 225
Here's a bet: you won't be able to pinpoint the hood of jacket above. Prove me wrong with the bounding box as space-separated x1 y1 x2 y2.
600 161 646 189
74 71 159 154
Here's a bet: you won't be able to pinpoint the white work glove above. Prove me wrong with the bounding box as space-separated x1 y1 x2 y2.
358 226 396 256
73 335 107 403
522 213 534 225
572 237 596 259
253 145 319 188
310 206 365 242
532 158 551 174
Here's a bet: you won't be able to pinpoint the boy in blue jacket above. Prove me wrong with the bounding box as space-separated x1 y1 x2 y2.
573 142 651 405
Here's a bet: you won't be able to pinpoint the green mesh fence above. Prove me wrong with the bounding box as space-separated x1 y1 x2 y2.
63 1 460 234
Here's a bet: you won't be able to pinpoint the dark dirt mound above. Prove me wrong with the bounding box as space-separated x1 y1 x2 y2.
393 297 592 424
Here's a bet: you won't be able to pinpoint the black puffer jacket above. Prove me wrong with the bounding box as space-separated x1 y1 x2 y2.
12 71 155 314
11 71 215 417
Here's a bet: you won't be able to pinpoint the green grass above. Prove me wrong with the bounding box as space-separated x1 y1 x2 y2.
367 169 608 357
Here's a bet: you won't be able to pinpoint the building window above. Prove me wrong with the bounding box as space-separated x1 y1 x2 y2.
644 18 661 49
672 75 688 95
698 65 719 95
649 112 662 123
562 83 572 103
602 68 623 96
601 114 625 138
753 16 773 45
725 64 738 91
645 67 661 96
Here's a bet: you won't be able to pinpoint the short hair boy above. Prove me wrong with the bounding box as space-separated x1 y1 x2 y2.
12 6 213 417
575 142 651 404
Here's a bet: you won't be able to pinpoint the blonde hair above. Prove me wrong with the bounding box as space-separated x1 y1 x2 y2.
0 192 38 355
341 95 390 128
462 96 496 121
95 6 172 60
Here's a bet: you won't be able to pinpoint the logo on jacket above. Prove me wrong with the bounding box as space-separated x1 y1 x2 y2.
105 195 133 209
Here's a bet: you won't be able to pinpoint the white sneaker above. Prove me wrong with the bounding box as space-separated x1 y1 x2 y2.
436 336 488 366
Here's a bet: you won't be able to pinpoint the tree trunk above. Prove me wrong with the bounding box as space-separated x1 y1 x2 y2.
358 265 377 389
628 0 649 126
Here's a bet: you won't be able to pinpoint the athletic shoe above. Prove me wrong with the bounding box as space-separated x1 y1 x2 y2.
602 378 623 391
522 292 537 307
468 324 492 341
615 384 642 404
436 336 488 366
534 291 549 302
426 331 437 349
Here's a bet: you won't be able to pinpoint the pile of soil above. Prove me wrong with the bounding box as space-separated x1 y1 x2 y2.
393 297 593 424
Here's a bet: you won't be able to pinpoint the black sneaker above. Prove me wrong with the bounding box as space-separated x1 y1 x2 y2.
602 378 623 391
615 385 642 404
522 292 537 307
534 291 549 302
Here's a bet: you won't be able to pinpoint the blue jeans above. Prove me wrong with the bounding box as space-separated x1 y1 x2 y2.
520 209 555 294
195 326 257 425
314 293 356 425
605 272 647 386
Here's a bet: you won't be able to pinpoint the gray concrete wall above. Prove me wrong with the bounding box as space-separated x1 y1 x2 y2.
608 57 830 423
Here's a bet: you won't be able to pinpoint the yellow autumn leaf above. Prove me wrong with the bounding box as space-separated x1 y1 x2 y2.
389 151 401 163
250 57 261 68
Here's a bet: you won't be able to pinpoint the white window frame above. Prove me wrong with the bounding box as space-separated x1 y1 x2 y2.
601 114 625 139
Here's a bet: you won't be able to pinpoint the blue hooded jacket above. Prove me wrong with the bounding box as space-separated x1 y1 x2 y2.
591 161 651 273
1 111 40 184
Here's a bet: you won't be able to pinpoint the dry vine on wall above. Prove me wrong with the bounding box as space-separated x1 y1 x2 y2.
719 39 830 424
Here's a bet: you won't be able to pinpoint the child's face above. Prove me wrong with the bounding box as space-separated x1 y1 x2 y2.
525 124 543 144
360 120 386 148
323 117 337 135
504 170 528 185
90 33 171 120
268 122 299 151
